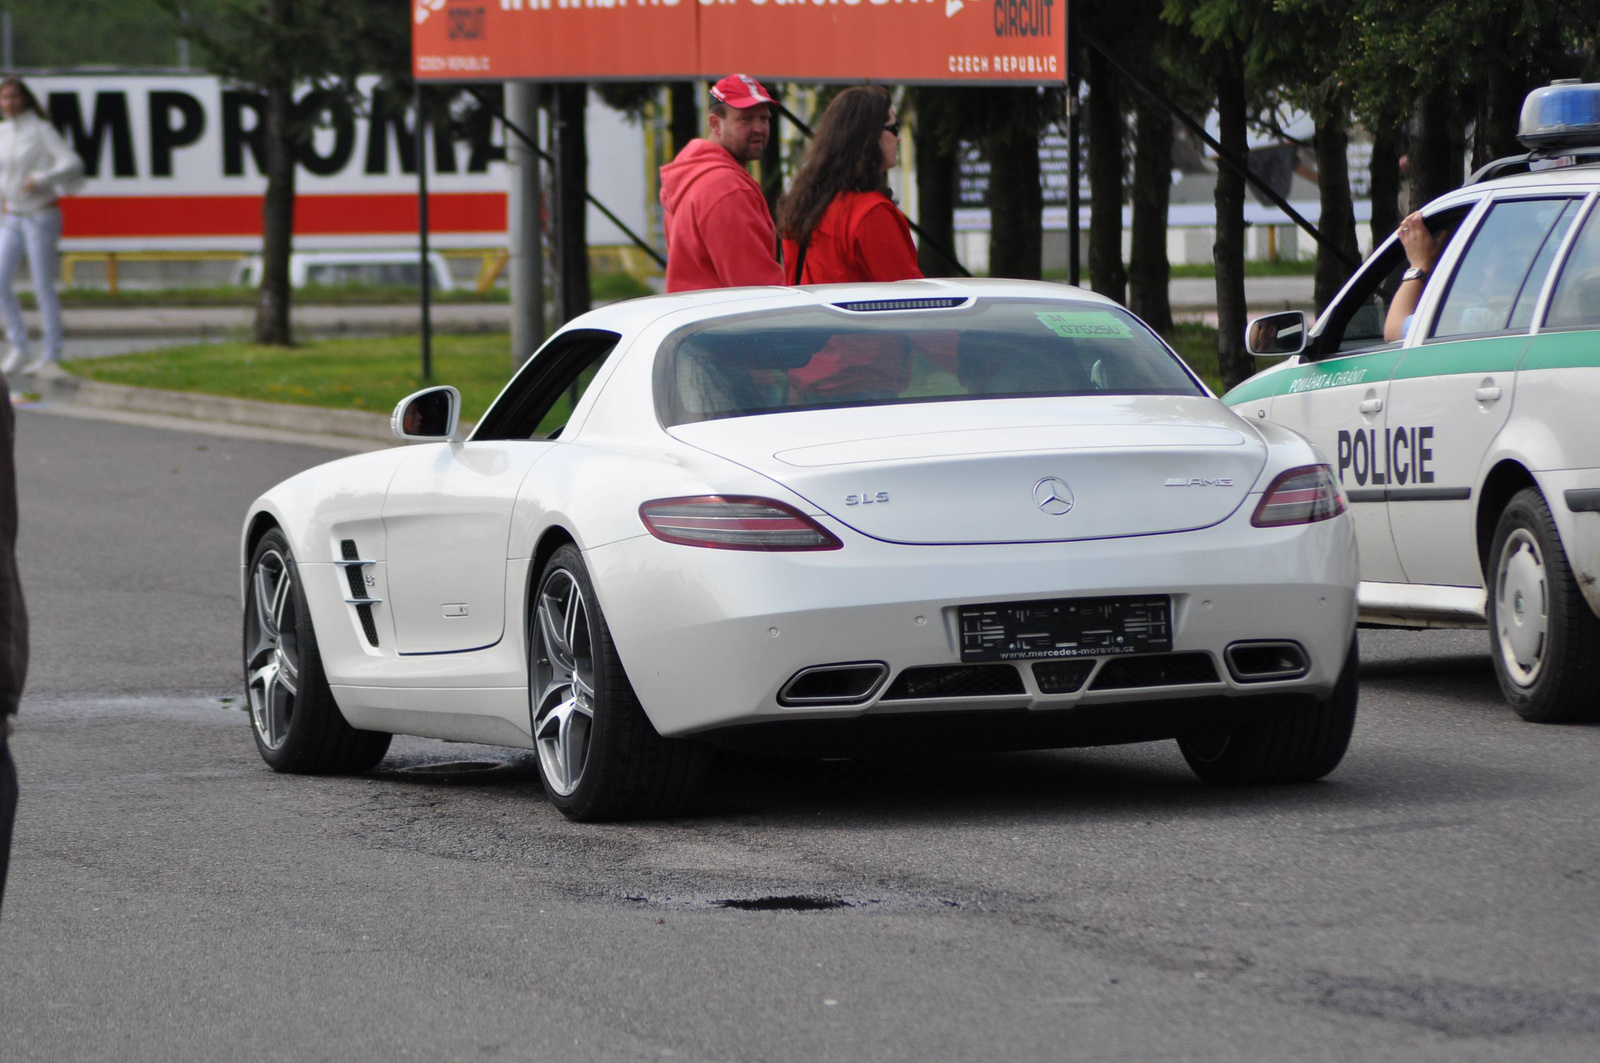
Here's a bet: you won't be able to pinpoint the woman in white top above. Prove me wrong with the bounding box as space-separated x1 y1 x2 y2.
0 77 84 375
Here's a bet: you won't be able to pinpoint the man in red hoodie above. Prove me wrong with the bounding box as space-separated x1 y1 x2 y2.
659 74 785 292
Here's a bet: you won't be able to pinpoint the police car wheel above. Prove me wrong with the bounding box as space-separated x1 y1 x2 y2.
1487 488 1600 723
1178 636 1358 785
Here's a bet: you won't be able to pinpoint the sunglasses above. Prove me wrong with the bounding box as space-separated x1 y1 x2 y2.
883 120 901 136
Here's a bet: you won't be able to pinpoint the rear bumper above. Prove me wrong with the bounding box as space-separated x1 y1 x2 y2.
586 508 1358 737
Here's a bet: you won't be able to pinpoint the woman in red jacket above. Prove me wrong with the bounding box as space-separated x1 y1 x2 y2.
777 87 927 402
777 86 921 285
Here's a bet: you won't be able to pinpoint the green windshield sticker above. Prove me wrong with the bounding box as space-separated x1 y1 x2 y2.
1036 311 1132 339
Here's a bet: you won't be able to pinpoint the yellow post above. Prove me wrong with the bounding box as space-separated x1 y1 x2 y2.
475 249 509 294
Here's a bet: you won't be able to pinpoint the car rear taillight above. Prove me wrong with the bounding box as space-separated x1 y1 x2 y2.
1251 465 1345 527
639 496 843 551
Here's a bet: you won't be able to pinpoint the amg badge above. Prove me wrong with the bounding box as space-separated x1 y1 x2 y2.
1165 477 1234 487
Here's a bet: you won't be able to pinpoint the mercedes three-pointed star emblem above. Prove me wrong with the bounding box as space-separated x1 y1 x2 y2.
1033 476 1075 515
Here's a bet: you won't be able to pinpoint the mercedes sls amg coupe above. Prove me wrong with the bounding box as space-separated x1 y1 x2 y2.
241 279 1359 820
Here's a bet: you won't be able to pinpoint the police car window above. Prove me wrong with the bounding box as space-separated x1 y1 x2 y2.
1508 201 1579 330
1545 201 1600 329
1314 206 1470 358
1433 198 1579 339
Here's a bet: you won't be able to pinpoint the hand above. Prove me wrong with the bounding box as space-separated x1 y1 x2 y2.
20 175 37 195
1398 210 1447 272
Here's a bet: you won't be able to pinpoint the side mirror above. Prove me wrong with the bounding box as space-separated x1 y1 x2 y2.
392 385 462 442
1245 310 1308 359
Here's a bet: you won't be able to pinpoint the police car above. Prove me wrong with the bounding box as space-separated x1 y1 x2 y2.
1227 80 1600 724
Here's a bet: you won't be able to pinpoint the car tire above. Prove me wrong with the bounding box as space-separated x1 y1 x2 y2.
1486 488 1600 723
529 544 711 822
1178 637 1358 785
244 529 391 774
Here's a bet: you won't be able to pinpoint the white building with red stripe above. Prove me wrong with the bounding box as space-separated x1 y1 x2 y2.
32 72 652 267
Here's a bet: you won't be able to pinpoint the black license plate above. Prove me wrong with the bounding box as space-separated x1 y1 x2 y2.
958 596 1173 663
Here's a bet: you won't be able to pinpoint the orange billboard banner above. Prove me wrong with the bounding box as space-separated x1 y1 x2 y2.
413 0 1065 86
412 1 700 81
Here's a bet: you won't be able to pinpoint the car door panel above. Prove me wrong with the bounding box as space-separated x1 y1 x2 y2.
1384 336 1528 586
1266 349 1408 583
382 442 555 655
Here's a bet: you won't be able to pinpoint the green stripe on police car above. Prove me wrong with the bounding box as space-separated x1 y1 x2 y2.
1222 349 1403 406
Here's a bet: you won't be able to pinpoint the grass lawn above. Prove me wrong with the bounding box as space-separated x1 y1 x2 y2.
65 333 522 423
1164 322 1224 394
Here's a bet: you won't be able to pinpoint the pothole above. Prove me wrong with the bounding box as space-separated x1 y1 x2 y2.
615 889 966 914
398 760 505 776
714 895 853 912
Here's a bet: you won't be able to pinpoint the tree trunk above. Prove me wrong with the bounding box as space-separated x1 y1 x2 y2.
1473 60 1525 173
253 10 294 347
554 83 589 324
1213 51 1251 392
1087 47 1127 303
1128 95 1172 334
669 81 699 157
1409 85 1460 213
1369 124 1402 253
913 96 959 277
987 88 1041 280
1313 105 1360 314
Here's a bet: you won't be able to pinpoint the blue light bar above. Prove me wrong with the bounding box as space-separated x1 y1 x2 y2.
1519 80 1600 149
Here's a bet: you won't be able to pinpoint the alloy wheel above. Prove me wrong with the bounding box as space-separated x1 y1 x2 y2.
532 568 596 797
246 548 300 750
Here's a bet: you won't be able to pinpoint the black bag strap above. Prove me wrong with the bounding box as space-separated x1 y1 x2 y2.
792 237 809 285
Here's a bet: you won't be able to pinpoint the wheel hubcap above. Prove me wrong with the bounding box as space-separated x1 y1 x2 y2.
1495 528 1548 687
245 549 300 750
532 569 596 797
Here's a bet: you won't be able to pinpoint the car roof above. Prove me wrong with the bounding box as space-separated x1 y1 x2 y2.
1431 160 1600 210
554 278 1125 338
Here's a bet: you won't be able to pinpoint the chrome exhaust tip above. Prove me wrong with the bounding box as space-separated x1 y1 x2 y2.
778 662 890 706
1225 641 1310 683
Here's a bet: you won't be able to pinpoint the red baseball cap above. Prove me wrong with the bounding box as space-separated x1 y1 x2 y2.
709 74 774 110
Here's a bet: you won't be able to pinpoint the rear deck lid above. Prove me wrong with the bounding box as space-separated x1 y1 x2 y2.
670 397 1267 544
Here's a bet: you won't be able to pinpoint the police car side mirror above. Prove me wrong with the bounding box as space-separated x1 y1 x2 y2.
1246 311 1308 359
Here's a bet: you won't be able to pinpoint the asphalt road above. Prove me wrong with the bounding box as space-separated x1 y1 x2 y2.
4 408 1599 1062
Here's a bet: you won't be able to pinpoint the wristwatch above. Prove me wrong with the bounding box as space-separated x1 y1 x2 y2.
1402 266 1429 283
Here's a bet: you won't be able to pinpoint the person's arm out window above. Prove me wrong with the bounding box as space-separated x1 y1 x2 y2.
1383 210 1449 342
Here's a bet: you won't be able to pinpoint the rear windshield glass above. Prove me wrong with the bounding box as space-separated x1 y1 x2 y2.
654 300 1202 426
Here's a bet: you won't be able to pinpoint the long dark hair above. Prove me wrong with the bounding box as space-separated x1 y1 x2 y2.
776 86 894 244
0 77 44 117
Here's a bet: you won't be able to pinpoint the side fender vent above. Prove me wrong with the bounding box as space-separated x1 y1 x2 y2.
339 538 380 648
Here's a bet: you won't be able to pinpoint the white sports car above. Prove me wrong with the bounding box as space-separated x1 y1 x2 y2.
241 279 1360 820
